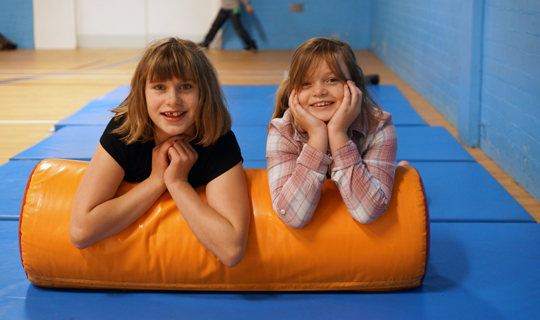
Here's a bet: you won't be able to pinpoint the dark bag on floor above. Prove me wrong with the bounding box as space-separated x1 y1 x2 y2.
0 33 17 50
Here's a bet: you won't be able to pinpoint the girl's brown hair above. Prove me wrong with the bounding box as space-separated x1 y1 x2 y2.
112 37 231 147
272 37 382 131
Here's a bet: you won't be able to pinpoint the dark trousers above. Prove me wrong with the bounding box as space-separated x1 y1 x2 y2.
203 9 255 48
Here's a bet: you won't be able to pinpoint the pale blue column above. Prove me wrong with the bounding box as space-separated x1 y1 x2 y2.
458 0 485 147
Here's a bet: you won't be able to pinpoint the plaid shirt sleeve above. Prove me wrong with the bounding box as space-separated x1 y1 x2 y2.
330 120 398 224
266 123 333 229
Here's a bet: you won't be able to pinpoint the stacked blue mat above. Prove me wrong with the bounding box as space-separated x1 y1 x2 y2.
0 85 538 319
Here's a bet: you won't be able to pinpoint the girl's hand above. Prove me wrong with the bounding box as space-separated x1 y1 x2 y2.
289 89 328 153
289 89 328 134
148 136 178 188
327 80 362 135
163 138 198 186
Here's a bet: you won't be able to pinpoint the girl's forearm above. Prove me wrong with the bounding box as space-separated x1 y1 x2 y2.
328 129 350 154
166 181 245 267
71 178 166 249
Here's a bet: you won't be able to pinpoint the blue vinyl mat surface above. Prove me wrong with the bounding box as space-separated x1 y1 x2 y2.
368 85 409 104
55 100 115 130
2 221 539 320
2 84 539 319
11 126 268 162
396 126 474 162
382 101 428 126
412 161 534 222
222 85 278 101
3 160 532 223
12 126 474 163
55 85 426 129
0 161 40 219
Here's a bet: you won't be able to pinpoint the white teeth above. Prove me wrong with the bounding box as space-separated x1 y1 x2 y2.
313 102 331 107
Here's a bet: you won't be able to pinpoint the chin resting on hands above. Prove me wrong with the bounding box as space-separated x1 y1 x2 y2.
163 138 198 186
327 80 362 134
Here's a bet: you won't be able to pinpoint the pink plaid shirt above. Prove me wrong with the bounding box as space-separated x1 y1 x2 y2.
266 109 398 228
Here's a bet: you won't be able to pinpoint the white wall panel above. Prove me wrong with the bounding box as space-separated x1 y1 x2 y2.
74 0 220 48
147 0 220 45
33 0 77 49
76 0 146 47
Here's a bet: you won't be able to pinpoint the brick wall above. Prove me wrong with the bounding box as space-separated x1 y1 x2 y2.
481 0 540 201
371 0 462 126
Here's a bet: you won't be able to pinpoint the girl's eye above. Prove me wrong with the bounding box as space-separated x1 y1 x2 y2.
329 78 339 83
301 82 310 87
154 85 165 90
181 84 192 89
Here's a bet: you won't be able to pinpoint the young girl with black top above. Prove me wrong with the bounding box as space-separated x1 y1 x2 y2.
70 38 250 267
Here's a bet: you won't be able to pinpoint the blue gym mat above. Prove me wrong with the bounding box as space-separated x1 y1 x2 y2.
2 160 531 223
222 85 277 101
382 101 428 126
0 161 40 220
11 126 104 161
11 126 474 163
55 100 116 130
1 221 539 320
368 85 409 104
56 98 426 129
95 84 130 102
55 85 426 129
55 99 275 129
10 126 267 162
396 126 474 162
412 161 534 222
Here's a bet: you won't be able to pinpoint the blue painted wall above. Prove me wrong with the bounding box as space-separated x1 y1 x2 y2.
0 0 34 49
371 0 540 201
221 0 372 50
370 0 462 126
480 0 540 201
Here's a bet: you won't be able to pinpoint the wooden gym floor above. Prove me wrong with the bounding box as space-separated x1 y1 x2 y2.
0 48 538 221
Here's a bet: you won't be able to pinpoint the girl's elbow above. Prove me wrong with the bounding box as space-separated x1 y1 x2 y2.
351 204 389 224
69 227 91 250
285 219 308 229
220 244 246 268
353 214 378 225
69 217 93 250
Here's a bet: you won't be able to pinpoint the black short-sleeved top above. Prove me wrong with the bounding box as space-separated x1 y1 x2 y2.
100 118 243 189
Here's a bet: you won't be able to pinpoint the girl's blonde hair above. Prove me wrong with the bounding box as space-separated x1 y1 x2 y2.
112 37 231 147
272 37 382 131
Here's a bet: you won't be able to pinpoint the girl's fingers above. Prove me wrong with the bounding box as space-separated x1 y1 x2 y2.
288 89 294 106
342 82 351 108
172 140 197 161
349 81 361 108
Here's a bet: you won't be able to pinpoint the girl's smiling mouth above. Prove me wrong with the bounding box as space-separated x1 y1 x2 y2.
310 101 334 108
162 111 187 121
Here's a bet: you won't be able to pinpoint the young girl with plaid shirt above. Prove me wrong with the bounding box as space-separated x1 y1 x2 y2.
267 38 406 229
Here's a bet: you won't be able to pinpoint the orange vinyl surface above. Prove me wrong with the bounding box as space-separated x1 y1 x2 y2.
19 159 429 291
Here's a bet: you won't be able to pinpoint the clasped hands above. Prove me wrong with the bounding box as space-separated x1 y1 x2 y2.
149 135 198 189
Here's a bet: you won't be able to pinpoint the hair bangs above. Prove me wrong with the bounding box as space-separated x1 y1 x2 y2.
290 43 349 91
146 45 196 83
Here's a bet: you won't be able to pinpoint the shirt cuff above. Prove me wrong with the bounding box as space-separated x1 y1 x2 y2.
297 144 333 174
330 140 361 172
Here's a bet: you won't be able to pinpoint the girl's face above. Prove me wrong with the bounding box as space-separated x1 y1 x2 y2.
296 58 351 122
145 77 199 145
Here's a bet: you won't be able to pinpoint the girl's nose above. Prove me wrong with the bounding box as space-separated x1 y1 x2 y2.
313 83 327 96
167 89 180 104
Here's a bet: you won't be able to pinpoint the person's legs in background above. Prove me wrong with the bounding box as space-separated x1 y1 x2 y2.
230 11 257 52
199 9 231 48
